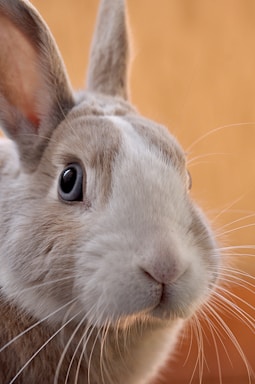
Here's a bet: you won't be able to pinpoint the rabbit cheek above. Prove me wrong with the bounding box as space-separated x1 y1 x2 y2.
72 145 218 327
0 192 82 323
74 191 218 327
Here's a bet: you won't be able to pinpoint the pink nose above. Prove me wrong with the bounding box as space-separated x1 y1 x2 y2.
140 246 185 285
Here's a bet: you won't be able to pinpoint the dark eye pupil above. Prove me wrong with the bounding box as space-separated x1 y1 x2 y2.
58 163 84 202
61 168 77 194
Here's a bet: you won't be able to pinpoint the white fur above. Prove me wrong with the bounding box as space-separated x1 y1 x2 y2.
74 116 216 325
0 0 219 382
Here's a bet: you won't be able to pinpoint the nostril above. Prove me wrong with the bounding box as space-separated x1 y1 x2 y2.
141 268 164 285
142 269 152 279
141 268 159 283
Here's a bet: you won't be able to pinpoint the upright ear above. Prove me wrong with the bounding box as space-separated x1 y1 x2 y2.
86 0 129 100
0 0 74 170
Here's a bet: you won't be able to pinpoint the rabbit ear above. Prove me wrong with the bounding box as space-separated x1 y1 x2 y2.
86 0 129 100
0 0 74 170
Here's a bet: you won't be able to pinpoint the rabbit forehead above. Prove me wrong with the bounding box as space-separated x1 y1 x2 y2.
46 113 186 207
45 114 120 177
108 116 188 211
50 109 185 172
53 110 185 169
111 115 186 169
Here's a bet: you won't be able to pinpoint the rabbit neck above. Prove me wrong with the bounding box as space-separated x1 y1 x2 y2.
0 293 182 384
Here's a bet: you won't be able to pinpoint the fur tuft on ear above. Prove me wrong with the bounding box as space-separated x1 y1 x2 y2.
86 0 130 100
0 0 74 170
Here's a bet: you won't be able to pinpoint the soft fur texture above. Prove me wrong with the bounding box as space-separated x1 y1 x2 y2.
0 0 219 383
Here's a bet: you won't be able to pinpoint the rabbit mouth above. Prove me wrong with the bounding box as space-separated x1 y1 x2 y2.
144 284 186 321
147 274 216 322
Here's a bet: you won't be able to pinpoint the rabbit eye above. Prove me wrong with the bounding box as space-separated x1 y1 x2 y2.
58 163 83 202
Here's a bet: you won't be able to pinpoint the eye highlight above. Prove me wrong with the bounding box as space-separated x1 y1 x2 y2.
58 163 84 202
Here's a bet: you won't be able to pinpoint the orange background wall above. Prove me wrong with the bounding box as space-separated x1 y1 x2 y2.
1 1 255 383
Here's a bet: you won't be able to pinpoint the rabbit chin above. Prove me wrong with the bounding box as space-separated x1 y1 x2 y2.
74 281 211 329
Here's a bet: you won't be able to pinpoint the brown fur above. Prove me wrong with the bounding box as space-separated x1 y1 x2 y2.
0 294 89 384
0 1 219 383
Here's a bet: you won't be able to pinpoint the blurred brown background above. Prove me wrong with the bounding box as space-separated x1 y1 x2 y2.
1 0 255 383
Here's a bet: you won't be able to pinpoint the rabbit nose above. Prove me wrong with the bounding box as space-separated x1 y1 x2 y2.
140 248 185 285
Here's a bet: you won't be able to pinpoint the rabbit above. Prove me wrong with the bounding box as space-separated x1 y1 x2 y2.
0 0 219 383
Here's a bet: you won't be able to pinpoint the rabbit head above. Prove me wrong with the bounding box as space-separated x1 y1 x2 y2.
0 0 219 336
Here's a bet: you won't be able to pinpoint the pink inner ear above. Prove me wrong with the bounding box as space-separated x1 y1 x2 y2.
0 15 43 129
26 113 40 128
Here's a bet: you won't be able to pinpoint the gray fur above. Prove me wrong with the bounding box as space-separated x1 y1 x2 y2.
0 1 219 383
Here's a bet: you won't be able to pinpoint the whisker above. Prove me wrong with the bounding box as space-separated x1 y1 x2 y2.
194 314 205 384
200 307 223 384
86 321 103 384
54 312 86 384
212 289 255 332
216 285 255 314
64 305 97 384
100 320 114 384
188 316 202 384
64 325 88 384
206 302 254 383
219 244 255 251
79 319 101 384
183 321 194 367
221 252 255 259
0 298 77 353
20 275 75 292
211 195 250 224
217 270 255 291
116 318 130 373
220 222 255 236
217 213 255 231
200 306 233 365
8 309 83 384
187 152 229 166
210 294 254 335
99 321 109 384
187 122 255 152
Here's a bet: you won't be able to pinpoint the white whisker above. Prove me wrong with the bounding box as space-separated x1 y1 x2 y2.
100 320 113 384
8 309 82 384
187 122 255 152
216 285 255 314
64 305 97 384
211 195 249 223
212 289 255 333
187 152 228 166
220 222 255 236
217 213 255 231
54 312 86 384
86 321 103 384
200 306 225 384
188 316 203 384
0 298 77 353
205 302 254 383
